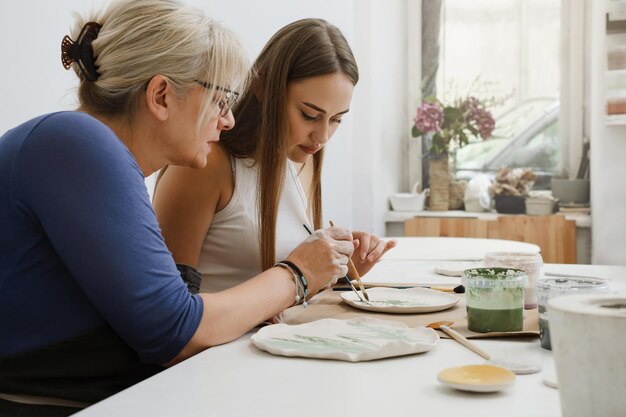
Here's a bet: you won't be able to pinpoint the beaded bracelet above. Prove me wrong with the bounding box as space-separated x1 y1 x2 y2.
274 262 301 305
274 262 306 307
275 260 308 308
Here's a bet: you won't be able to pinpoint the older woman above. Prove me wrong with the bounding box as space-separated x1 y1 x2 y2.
0 2 353 415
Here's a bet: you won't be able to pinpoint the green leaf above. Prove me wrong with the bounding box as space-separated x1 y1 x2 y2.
411 126 423 137
459 132 469 147
443 106 463 124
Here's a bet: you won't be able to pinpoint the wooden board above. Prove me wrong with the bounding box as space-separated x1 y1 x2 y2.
404 215 577 263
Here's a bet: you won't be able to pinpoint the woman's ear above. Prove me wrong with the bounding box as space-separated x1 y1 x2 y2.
145 75 171 121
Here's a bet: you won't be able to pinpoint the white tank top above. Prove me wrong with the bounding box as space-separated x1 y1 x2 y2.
197 158 311 292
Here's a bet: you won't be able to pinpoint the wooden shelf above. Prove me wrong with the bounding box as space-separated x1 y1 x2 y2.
606 114 626 124
403 215 577 263
607 1 626 20
606 3 626 117
607 1 626 33
384 210 591 228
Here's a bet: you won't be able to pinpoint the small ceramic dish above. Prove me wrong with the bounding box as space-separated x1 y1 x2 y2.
542 371 558 389
340 287 459 314
251 317 439 362
437 364 516 392
486 357 542 375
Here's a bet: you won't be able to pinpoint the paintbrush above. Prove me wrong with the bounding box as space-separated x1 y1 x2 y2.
328 220 370 301
302 223 369 303
332 284 465 293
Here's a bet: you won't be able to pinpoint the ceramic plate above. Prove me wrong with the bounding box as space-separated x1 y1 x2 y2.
340 287 459 313
487 357 542 375
437 364 516 392
542 371 558 389
251 317 439 362
434 261 483 277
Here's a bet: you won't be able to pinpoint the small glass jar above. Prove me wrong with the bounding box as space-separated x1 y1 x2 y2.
536 277 609 350
484 251 543 309
463 268 527 333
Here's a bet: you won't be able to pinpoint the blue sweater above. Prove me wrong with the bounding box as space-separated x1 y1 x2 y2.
0 112 203 365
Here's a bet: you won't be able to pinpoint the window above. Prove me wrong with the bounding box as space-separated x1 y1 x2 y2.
419 0 562 188
455 98 560 188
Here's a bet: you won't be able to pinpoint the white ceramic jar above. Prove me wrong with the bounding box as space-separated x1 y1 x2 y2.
484 251 542 309
549 293 626 417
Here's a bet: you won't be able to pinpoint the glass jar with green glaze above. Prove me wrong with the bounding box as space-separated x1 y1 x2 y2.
463 268 527 333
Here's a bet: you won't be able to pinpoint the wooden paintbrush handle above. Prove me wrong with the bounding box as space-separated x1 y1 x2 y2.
328 220 369 300
440 325 491 360
346 258 360 281
347 259 368 294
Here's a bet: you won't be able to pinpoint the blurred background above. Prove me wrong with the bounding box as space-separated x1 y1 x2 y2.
1 0 623 265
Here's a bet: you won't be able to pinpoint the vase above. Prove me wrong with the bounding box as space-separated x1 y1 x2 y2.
428 153 450 211
448 180 466 210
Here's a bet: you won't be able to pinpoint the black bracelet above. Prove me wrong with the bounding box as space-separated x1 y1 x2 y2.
176 264 202 294
274 262 302 306
279 260 308 301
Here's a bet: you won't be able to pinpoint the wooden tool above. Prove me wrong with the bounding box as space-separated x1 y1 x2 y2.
329 220 369 301
427 321 491 360
302 223 368 303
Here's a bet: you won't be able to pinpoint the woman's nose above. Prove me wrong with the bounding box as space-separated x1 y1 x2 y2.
311 124 330 144
218 110 235 131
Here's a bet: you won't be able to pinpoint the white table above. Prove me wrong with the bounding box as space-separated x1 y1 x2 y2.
383 237 540 261
74 264 626 417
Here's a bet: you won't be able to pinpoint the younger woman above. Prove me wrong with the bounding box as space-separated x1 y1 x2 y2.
154 19 395 293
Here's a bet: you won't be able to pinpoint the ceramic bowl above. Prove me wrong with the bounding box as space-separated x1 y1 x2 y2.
437 364 516 392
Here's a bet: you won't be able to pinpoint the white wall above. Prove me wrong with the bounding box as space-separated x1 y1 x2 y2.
589 1 626 265
350 0 407 235
0 0 407 236
0 0 102 127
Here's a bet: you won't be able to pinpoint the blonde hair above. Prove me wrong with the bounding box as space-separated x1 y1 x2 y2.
69 0 248 132
221 18 358 271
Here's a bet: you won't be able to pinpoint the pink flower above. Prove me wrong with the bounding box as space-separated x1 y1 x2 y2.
473 108 495 139
411 95 495 154
462 96 495 139
414 102 443 133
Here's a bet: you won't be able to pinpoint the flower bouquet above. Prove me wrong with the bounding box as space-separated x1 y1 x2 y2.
411 96 495 210
412 96 495 155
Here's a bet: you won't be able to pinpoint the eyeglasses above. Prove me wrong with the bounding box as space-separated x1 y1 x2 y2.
195 80 239 117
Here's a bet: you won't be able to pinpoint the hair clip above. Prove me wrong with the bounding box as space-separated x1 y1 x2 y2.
61 22 102 81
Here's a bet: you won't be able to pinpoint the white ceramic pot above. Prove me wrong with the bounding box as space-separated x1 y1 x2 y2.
550 178 590 203
548 293 626 417
389 182 428 212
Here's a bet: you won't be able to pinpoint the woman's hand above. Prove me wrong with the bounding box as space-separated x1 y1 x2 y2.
171 227 355 361
351 232 396 276
285 226 354 296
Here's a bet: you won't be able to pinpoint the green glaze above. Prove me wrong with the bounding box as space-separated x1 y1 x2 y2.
467 306 523 333
265 321 425 353
354 299 427 307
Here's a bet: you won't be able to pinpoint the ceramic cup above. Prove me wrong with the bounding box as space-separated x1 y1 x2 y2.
484 251 543 309
536 277 609 350
462 268 527 333
549 293 626 417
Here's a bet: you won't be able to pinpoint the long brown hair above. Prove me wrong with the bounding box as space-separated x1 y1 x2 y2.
221 18 359 271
